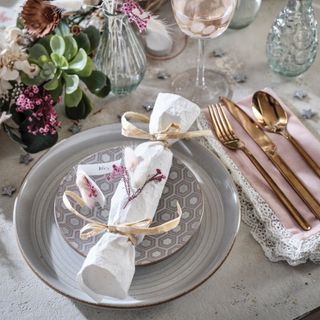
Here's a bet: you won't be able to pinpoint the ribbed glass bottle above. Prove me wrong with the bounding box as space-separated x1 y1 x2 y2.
266 0 318 77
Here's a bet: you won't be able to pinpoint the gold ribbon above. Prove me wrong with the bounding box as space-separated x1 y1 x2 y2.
121 111 212 144
63 191 182 246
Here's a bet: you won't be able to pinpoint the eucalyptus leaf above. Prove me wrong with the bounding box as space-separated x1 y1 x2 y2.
64 35 78 61
50 53 69 69
56 69 63 79
69 48 88 71
50 35 66 56
21 72 45 86
84 26 100 53
76 56 93 78
55 20 71 37
28 44 49 64
43 76 60 91
38 55 51 66
38 36 52 54
65 87 83 107
65 92 92 120
74 32 91 54
93 77 111 98
40 62 56 80
50 81 63 102
63 73 79 94
81 70 106 93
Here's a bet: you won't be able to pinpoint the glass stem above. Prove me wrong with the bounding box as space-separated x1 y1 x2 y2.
196 39 206 88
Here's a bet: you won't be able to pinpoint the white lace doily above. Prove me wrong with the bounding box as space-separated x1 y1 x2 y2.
198 112 320 266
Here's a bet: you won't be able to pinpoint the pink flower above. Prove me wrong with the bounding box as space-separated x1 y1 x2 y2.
32 85 39 94
120 0 150 32
15 86 61 136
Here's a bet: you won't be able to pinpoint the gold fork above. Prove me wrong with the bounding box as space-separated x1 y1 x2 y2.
208 103 311 231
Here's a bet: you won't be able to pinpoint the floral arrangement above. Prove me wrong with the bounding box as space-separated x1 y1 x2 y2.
0 0 169 153
0 0 110 153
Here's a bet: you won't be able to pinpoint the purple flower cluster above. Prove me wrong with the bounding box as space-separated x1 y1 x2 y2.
15 85 60 136
106 164 166 208
120 0 150 32
84 176 98 198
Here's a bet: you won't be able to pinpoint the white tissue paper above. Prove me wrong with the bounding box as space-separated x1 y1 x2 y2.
76 93 200 301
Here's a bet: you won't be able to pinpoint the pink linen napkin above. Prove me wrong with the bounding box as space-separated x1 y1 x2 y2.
206 88 320 240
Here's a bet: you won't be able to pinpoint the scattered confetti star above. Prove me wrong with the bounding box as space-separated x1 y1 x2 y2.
142 102 154 112
294 89 307 100
1 185 16 197
157 71 171 80
233 73 247 83
19 153 33 165
301 108 317 119
212 48 226 57
68 123 82 135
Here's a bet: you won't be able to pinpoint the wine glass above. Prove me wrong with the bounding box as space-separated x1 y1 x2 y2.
171 0 237 106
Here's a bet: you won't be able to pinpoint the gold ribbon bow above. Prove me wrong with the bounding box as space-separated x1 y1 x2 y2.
63 191 182 246
121 111 212 145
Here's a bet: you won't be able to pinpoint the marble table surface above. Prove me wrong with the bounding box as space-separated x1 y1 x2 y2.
1 0 320 319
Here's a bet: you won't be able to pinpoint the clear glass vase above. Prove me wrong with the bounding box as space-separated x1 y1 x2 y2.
95 9 147 95
266 0 318 77
229 0 262 29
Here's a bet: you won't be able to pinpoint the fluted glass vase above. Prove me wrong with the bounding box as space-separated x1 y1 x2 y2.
266 0 318 77
95 10 146 95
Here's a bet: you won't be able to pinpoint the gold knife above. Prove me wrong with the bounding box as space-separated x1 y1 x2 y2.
220 96 320 219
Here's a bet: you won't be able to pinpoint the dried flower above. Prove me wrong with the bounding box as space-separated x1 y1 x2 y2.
106 164 166 208
120 0 151 32
15 86 61 136
84 176 98 198
21 0 63 38
71 24 82 36
0 27 39 97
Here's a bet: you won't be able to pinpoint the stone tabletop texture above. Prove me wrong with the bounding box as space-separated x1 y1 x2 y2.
1 0 320 319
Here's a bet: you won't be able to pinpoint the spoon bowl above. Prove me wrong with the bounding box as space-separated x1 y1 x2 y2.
252 90 320 177
252 91 288 133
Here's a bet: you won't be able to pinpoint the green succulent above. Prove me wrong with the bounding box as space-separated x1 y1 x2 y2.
21 24 110 120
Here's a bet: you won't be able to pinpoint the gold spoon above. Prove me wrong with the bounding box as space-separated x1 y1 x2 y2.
252 91 320 178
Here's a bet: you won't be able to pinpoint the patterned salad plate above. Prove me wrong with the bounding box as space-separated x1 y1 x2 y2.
14 123 240 308
54 147 204 266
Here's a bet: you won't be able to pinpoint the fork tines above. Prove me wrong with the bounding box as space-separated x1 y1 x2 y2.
208 103 237 144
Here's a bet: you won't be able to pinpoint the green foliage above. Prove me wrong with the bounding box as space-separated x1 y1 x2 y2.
21 24 110 120
20 125 58 153
65 92 92 120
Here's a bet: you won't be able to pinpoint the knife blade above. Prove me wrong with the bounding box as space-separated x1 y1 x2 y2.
220 96 320 219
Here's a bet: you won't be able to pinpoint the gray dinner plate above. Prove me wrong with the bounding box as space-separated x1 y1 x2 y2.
14 123 240 308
